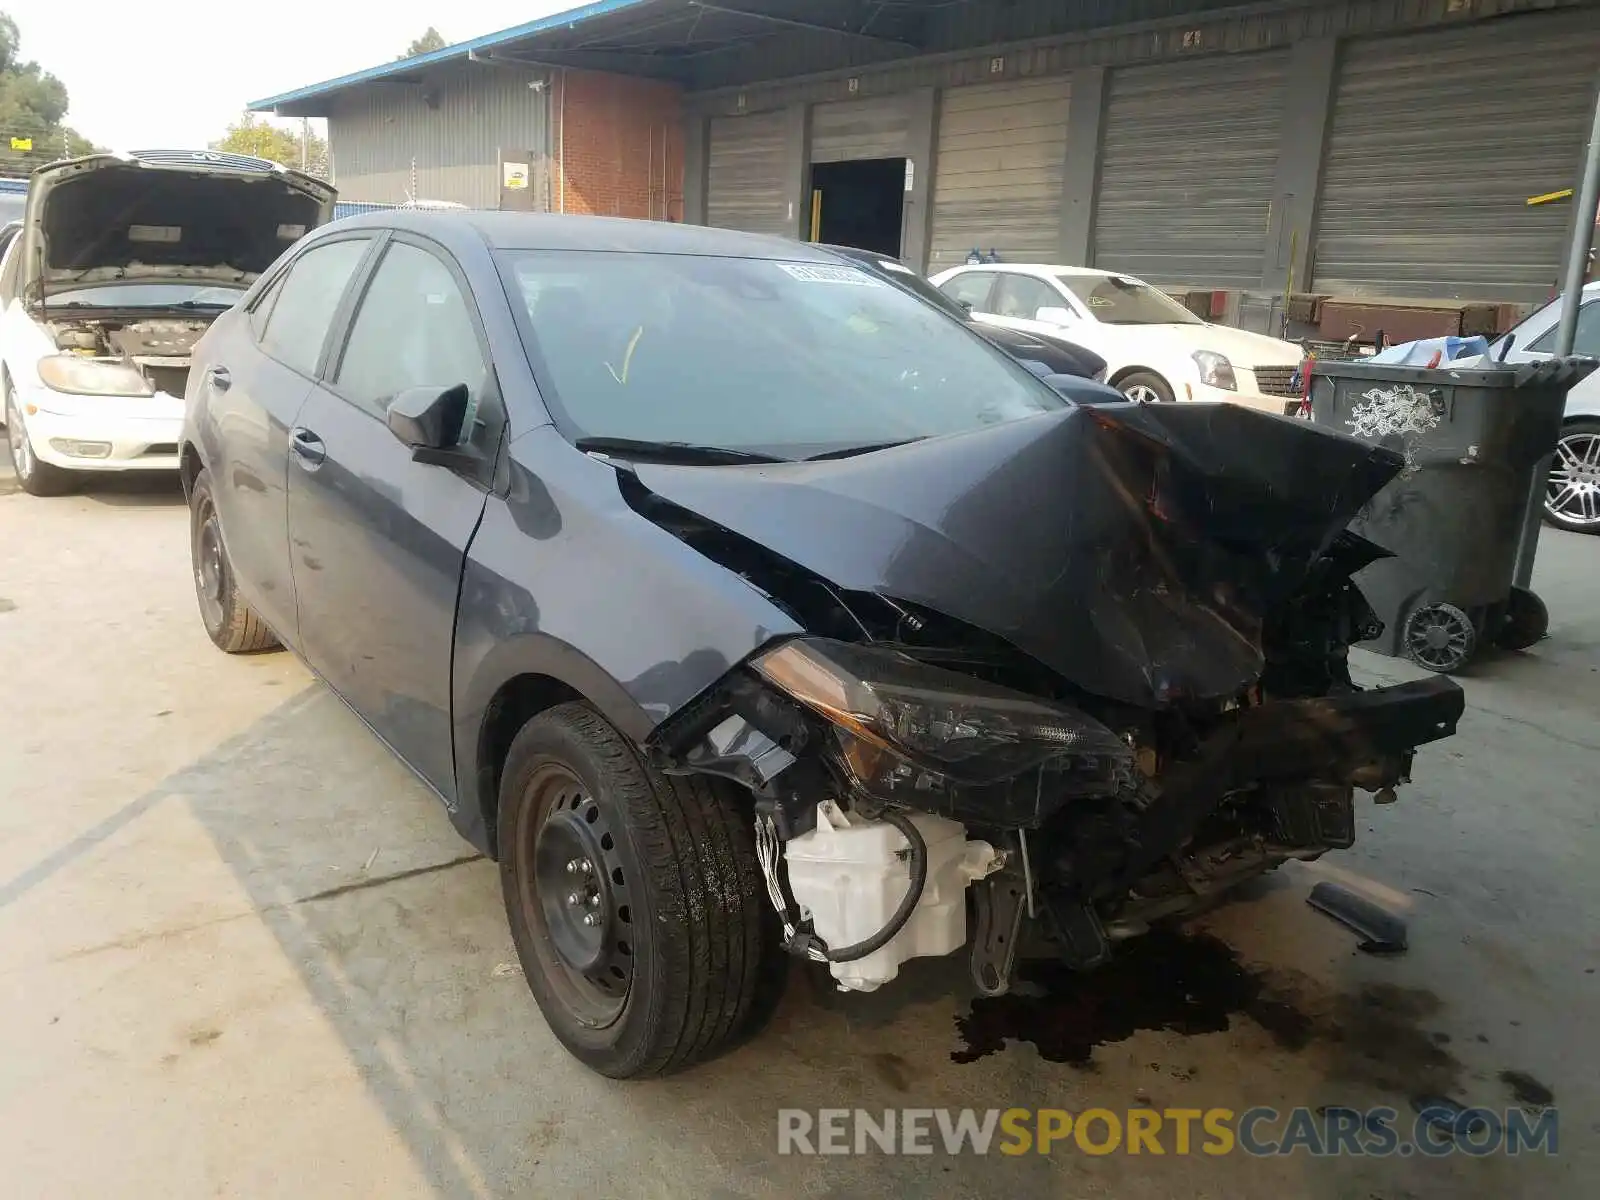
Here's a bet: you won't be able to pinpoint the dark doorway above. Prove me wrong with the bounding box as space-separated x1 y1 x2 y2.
810 157 905 257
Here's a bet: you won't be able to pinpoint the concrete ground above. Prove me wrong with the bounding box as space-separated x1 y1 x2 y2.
1 459 1595 1200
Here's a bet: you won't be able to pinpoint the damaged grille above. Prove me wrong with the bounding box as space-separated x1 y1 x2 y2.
1252 366 1298 397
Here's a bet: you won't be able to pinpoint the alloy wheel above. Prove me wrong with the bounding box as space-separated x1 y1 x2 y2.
1123 384 1163 405
1546 430 1600 529
5 393 34 480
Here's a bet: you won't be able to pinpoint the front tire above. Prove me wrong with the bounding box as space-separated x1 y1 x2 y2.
1544 418 1600 534
498 702 780 1078
1118 370 1175 404
5 384 77 496
188 467 279 653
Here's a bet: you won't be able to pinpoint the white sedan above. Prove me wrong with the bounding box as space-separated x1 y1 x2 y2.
2 149 333 496
1491 280 1600 534
929 263 1304 413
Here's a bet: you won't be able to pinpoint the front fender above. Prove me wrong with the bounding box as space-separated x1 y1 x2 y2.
450 427 802 848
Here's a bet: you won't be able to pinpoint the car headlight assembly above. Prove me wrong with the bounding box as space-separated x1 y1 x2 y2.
751 637 1131 795
1192 349 1237 391
36 354 155 398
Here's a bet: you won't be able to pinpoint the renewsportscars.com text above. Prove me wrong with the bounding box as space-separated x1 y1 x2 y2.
777 1106 1558 1158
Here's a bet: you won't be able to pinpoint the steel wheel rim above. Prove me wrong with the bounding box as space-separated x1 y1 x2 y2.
516 762 634 1028
1406 606 1474 671
192 496 227 631
1123 383 1162 404
1546 431 1600 528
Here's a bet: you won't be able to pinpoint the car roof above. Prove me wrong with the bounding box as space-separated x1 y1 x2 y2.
321 210 844 260
952 262 1114 279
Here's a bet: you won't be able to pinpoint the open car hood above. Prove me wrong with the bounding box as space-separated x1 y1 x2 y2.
633 403 1404 709
23 152 336 293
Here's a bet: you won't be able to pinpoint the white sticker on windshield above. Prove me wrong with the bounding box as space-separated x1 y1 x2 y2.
777 262 884 286
1086 295 1113 308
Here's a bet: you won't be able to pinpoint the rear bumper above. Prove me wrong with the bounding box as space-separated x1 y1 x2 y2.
19 388 183 471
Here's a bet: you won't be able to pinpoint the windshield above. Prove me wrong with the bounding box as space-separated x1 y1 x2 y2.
44 282 248 309
501 250 1066 459
863 257 970 320
1056 274 1202 326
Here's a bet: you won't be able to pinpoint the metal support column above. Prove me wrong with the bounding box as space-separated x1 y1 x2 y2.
1058 66 1106 266
1513 71 1600 588
1262 38 1339 303
782 101 812 240
901 87 939 269
682 113 709 225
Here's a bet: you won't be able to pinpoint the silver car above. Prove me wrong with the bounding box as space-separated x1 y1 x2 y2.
1495 280 1600 534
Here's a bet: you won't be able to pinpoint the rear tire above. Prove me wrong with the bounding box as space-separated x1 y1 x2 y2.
188 467 279 653
5 384 77 496
1543 418 1600 535
498 702 780 1078
1118 370 1175 404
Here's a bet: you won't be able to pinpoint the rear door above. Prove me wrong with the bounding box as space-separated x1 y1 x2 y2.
202 233 376 639
285 233 505 801
982 272 1083 341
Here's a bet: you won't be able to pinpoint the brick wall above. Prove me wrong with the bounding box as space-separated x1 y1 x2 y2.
553 70 684 222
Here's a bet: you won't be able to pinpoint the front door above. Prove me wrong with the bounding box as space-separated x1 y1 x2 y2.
211 234 375 639
286 234 504 801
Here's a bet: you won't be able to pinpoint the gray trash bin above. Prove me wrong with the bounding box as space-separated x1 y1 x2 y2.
1308 356 1597 672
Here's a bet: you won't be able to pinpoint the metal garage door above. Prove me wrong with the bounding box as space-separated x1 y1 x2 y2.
707 110 790 238
811 96 909 163
1313 14 1600 304
927 76 1072 271
1094 51 1288 288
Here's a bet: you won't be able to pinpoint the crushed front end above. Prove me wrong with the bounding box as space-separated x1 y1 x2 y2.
639 402 1465 995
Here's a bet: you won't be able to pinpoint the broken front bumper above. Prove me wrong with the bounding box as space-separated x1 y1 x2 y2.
1097 676 1465 901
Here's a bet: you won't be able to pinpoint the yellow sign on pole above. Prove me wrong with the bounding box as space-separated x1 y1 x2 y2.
9 136 32 152
1526 188 1575 207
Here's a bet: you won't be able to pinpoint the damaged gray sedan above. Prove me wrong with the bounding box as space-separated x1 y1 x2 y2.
181 212 1464 1079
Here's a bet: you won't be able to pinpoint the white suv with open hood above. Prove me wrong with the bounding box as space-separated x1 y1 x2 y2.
1 150 334 495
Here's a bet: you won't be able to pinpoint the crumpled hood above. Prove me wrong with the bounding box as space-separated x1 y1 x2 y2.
24 152 335 292
634 403 1403 709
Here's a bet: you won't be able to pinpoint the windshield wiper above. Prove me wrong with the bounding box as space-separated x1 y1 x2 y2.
804 438 925 461
574 436 787 465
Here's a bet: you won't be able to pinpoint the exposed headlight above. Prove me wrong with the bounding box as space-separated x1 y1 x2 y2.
1192 350 1237 391
36 355 155 397
752 637 1130 790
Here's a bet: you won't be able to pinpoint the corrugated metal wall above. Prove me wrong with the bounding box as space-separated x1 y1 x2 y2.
810 96 911 163
1313 12 1600 304
928 77 1071 270
327 65 550 209
706 110 791 237
1093 51 1288 287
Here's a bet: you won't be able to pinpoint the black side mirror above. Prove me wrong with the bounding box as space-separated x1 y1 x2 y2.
387 384 469 459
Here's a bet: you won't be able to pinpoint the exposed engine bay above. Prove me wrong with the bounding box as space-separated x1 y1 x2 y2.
47 315 211 398
633 401 1466 996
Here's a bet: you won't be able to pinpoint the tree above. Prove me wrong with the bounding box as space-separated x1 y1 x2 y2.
401 27 447 58
211 112 329 178
0 12 99 174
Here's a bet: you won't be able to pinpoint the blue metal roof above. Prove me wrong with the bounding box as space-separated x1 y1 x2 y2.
248 0 655 112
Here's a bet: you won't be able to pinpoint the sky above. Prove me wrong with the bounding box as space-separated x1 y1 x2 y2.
8 0 575 150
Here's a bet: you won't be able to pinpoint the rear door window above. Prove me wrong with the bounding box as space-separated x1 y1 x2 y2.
258 238 371 376
939 271 997 314
1529 301 1600 356
992 274 1062 321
